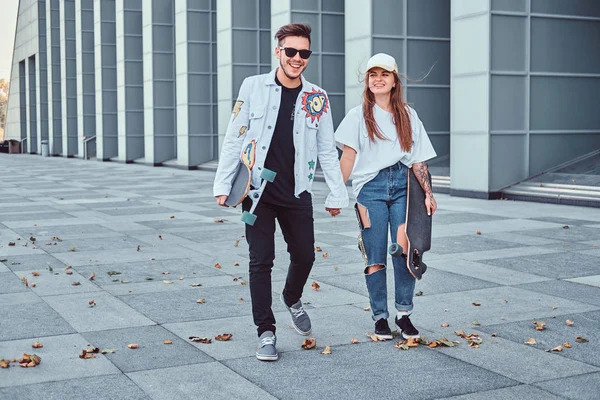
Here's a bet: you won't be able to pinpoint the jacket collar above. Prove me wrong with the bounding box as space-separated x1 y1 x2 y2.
266 68 313 93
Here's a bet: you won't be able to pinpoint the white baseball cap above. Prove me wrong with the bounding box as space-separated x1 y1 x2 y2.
366 53 398 73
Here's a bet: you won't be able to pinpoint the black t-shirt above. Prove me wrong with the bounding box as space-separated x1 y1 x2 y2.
261 76 312 208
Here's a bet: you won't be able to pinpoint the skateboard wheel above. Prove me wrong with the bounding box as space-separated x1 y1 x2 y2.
260 168 277 182
388 243 403 257
241 211 257 226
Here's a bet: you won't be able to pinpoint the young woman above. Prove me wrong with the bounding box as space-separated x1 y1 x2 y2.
335 53 437 340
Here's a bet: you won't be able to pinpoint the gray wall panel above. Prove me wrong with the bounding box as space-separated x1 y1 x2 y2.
491 15 526 72
531 0 600 18
491 76 526 131
530 134 600 175
407 0 450 38
491 0 527 12
490 135 527 189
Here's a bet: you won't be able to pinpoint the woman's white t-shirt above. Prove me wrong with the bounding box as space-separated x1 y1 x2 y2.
335 104 437 198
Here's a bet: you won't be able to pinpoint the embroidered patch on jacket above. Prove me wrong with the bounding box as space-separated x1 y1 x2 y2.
241 140 256 169
308 160 315 170
301 89 329 122
232 101 244 121
238 125 247 137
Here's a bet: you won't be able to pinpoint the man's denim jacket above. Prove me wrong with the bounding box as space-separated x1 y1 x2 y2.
213 69 349 209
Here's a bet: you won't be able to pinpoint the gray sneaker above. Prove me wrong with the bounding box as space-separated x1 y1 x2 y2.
280 293 312 335
256 331 278 361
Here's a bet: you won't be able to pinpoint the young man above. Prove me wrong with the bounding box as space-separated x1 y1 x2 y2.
213 23 348 361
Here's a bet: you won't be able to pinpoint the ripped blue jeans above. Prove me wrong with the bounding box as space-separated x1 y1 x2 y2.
355 162 415 321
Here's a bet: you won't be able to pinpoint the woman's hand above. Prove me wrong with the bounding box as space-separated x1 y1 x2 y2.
216 195 229 207
326 207 341 217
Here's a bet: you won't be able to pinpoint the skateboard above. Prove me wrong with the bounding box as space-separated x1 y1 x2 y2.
224 140 276 226
388 168 432 280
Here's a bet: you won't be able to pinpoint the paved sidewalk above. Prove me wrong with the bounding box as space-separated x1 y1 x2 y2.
1 154 599 400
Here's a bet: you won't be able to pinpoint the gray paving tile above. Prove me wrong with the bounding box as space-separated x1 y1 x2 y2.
11 224 119 239
478 310 600 368
97 206 178 216
317 267 499 298
40 236 146 254
433 212 511 225
433 329 599 384
43 292 156 332
75 258 227 286
118 285 262 324
408 286 599 332
520 225 600 242
428 235 522 255
0 253 69 272
425 258 552 286
0 272 30 294
224 341 518 400
443 384 565 399
164 305 375 361
516 279 600 307
0 297 76 341
127 362 277 400
566 274 600 288
51 245 201 267
534 372 600 400
0 334 120 388
18 269 103 297
81 325 213 373
0 211 76 222
0 375 149 399
480 251 600 279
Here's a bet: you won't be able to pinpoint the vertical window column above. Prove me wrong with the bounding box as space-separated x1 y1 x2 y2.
48 0 62 155
177 0 217 166
143 0 176 165
37 0 49 153
60 0 78 156
76 0 96 158
28 56 37 153
117 0 144 162
94 0 119 160
19 61 27 144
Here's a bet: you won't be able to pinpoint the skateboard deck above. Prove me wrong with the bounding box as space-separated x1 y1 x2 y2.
224 140 276 226
389 168 432 280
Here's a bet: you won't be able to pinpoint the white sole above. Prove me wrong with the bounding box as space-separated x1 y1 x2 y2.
256 353 278 361
374 334 393 340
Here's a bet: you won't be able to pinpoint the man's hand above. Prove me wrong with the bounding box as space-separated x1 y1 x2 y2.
216 195 229 207
425 194 437 216
326 208 341 217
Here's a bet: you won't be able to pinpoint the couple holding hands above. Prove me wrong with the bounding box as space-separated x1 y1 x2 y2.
214 23 437 361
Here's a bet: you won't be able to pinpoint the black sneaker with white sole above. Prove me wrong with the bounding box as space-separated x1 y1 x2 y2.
374 318 393 340
395 314 419 339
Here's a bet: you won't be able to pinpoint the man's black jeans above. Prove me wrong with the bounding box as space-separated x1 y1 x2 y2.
243 198 315 337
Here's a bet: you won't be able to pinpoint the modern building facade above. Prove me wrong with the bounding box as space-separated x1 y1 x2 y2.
5 0 600 200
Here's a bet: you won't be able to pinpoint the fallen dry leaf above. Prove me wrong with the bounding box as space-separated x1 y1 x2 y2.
158 235 163 240
0 359 9 368
472 302 481 306
32 342 43 349
363 306 371 311
472 320 480 326
178 277 184 280
136 245 140 252
476 231 482 235
79 350 95 359
234 239 240 247
189 337 212 344
566 320 574 326
163 340 173 345
441 323 449 328
21 276 29 287
322 253 329 258
549 345 563 352
161 271 170 275
170 216 175 219
101 349 116 354
196 299 206 304
31 283 36 288
89 299 96 307
321 345 332 355
66 271 73 275
576 336 589 343
71 282 81 286
562 225 569 229
311 281 321 291
233 263 240 266
552 306 557 310
214 263 222 269
8 242 15 246
351 338 359 344
302 338 316 350
190 283 202 287
88 273 95 281
65 266 73 271
415 291 423 296
563 342 572 348
534 321 546 331
162 280 173 284
32 272 40 277
215 334 233 342
239 298 244 301
315 246 322 252
127 344 139 349
214 219 225 223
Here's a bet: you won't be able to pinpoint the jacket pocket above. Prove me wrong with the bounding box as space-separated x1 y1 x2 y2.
305 118 319 150
248 105 266 133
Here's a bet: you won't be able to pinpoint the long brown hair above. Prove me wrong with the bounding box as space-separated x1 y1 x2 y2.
362 70 412 152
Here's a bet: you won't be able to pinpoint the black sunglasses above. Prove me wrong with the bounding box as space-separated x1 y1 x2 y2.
279 47 312 59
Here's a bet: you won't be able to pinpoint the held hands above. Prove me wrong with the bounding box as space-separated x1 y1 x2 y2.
216 195 229 207
425 194 437 216
326 208 341 217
